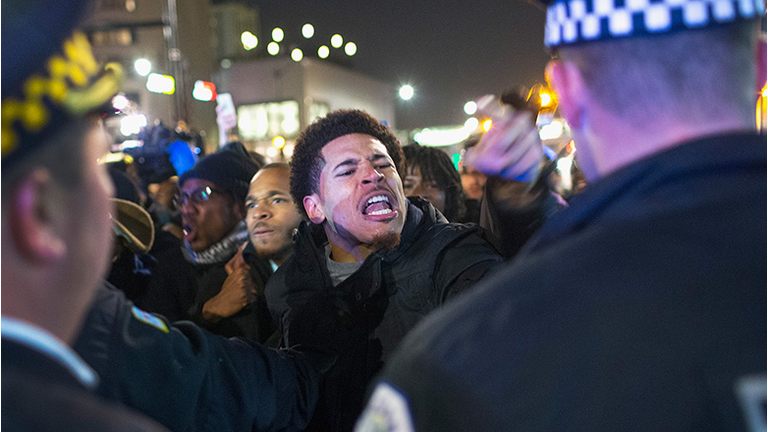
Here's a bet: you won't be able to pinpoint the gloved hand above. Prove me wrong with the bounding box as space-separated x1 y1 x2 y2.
464 94 545 183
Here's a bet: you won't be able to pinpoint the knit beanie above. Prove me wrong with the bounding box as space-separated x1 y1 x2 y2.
179 141 261 202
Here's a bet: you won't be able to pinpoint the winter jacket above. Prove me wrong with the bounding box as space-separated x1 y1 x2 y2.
266 197 503 431
140 237 276 343
187 250 275 342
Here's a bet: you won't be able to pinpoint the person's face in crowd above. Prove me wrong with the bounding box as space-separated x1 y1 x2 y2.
179 178 244 252
403 165 446 214
304 133 407 252
245 167 302 266
461 167 486 200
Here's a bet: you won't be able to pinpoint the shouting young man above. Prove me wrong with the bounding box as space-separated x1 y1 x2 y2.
266 109 506 431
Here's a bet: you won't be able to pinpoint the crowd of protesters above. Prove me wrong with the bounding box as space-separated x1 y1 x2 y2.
2 0 765 431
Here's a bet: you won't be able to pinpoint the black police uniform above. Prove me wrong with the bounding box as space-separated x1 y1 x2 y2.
74 282 327 432
360 133 767 431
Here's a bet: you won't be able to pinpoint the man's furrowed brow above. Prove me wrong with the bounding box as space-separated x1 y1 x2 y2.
370 153 390 162
247 190 290 201
333 158 359 171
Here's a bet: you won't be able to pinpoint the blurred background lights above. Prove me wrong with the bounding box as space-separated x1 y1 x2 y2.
111 94 130 111
318 45 330 59
134 58 152 76
413 126 470 147
283 144 294 157
540 92 553 107
344 41 357 56
272 27 284 42
220 58 232 69
482 119 492 132
146 73 175 94
399 84 414 101
240 31 258 50
556 155 573 173
463 117 479 131
463 101 477 115
267 42 280 56
120 114 147 136
302 23 315 39
272 135 286 149
330 34 343 48
538 120 565 141
192 80 217 101
291 48 303 62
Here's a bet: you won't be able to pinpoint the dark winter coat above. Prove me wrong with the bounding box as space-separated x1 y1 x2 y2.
187 249 275 342
266 197 503 431
4 330 169 431
140 238 276 343
365 132 767 432
74 282 327 432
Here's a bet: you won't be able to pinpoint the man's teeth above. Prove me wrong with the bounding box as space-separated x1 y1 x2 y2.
368 208 393 216
367 195 389 205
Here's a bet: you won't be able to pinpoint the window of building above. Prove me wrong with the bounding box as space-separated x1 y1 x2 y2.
237 100 300 140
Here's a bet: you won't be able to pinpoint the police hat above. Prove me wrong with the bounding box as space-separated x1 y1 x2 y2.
540 0 766 47
1 0 124 168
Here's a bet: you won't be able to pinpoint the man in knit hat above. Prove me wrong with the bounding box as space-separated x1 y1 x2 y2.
356 0 766 430
139 140 272 340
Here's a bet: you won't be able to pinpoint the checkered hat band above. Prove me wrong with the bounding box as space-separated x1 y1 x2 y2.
545 0 766 46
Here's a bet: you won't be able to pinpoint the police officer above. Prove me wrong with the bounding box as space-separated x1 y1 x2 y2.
0 1 336 431
1 0 167 430
357 0 767 429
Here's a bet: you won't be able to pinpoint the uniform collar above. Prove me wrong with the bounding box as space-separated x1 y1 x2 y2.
1 315 99 390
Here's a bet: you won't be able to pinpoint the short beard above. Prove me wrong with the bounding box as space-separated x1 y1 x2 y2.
370 232 401 252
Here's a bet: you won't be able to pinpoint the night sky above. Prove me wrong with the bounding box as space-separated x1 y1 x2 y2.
248 0 553 130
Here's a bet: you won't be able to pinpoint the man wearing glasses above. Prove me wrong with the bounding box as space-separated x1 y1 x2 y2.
140 141 271 341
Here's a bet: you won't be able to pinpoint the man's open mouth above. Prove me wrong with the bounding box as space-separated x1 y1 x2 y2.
362 194 394 216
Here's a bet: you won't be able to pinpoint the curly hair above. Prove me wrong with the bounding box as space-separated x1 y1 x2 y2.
403 145 467 222
289 109 405 217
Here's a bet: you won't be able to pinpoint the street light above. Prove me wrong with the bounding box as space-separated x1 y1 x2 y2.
267 42 280 56
344 42 357 56
463 101 477 115
241 31 258 50
302 23 315 39
399 85 414 101
330 34 343 48
272 27 284 42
